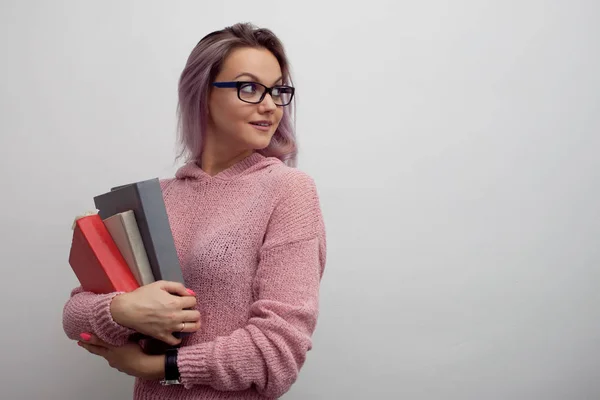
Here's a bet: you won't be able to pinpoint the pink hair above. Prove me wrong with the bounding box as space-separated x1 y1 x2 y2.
176 23 298 167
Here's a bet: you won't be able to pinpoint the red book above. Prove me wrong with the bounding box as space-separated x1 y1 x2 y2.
69 213 140 294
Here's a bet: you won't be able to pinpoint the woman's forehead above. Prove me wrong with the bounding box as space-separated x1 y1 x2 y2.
219 47 282 83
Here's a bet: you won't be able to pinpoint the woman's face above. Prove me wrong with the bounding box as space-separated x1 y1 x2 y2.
207 47 285 154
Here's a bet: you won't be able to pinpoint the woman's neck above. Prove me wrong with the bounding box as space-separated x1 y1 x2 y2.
199 142 254 177
201 124 255 176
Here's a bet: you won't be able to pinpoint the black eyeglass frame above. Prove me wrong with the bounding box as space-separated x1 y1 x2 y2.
212 81 295 106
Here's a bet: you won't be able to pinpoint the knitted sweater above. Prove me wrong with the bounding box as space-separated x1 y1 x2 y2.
62 152 327 399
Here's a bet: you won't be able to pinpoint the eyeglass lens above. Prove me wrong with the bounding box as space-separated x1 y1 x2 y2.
239 82 293 105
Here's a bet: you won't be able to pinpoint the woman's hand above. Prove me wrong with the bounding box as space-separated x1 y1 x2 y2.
110 280 201 346
78 333 164 380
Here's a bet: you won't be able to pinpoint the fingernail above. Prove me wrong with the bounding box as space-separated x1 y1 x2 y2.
80 333 91 341
187 289 196 296
77 342 83 347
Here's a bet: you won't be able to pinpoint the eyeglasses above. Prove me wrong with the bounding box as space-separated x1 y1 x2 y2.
212 81 295 106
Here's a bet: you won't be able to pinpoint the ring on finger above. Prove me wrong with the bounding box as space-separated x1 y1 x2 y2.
180 322 186 332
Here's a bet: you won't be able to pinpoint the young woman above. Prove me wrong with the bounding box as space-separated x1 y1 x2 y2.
62 23 327 399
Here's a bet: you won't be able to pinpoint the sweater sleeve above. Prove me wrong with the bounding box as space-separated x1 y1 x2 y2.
176 171 327 398
62 286 136 346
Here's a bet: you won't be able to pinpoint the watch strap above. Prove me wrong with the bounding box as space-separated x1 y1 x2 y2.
160 348 181 385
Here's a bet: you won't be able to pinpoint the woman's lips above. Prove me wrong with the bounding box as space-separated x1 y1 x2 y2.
249 121 272 131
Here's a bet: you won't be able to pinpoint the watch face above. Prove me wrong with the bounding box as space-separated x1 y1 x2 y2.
160 379 181 386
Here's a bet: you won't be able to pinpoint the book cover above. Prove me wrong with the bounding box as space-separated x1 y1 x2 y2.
103 210 155 286
68 213 140 294
93 178 185 284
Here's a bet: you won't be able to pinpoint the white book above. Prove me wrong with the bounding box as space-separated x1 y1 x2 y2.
103 210 155 286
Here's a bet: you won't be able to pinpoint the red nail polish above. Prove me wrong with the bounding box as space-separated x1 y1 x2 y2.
187 289 196 296
80 333 91 341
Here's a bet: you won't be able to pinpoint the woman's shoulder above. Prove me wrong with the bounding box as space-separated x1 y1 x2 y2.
158 177 177 194
260 159 326 251
261 159 320 200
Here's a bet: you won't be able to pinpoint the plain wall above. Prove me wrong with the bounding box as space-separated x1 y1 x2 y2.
1 1 599 399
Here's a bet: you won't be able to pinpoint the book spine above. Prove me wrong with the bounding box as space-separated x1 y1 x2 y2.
121 211 155 285
136 181 185 284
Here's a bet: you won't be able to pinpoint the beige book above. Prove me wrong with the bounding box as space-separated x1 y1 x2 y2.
103 210 155 286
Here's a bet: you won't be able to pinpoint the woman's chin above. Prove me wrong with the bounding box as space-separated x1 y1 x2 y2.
248 134 274 150
252 141 271 151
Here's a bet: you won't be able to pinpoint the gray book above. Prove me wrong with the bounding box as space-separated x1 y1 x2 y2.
93 178 185 284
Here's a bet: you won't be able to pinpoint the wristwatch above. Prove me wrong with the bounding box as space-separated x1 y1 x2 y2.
160 348 182 385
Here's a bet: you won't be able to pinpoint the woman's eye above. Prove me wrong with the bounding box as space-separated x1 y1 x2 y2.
240 83 257 94
276 86 292 94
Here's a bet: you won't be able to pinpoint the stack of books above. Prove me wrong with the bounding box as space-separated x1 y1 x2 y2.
68 178 184 294
68 178 188 352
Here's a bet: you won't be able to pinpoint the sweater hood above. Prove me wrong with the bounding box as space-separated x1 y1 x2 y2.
175 152 283 182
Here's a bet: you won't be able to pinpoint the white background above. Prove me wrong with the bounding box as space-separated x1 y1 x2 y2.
1 1 599 399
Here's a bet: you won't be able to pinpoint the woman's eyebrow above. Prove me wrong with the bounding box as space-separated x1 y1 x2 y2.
234 72 284 85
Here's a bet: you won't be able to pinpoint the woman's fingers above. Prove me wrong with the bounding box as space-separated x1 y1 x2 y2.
179 295 198 310
179 320 201 333
163 310 201 338
180 309 201 323
78 333 113 356
80 333 110 348
160 333 183 347
78 341 108 357
170 310 201 333
158 280 195 297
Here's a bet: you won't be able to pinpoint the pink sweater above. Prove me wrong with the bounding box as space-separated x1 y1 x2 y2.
62 152 327 399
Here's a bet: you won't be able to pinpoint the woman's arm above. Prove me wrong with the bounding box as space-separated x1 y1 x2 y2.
175 171 327 398
63 281 201 347
62 287 136 346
